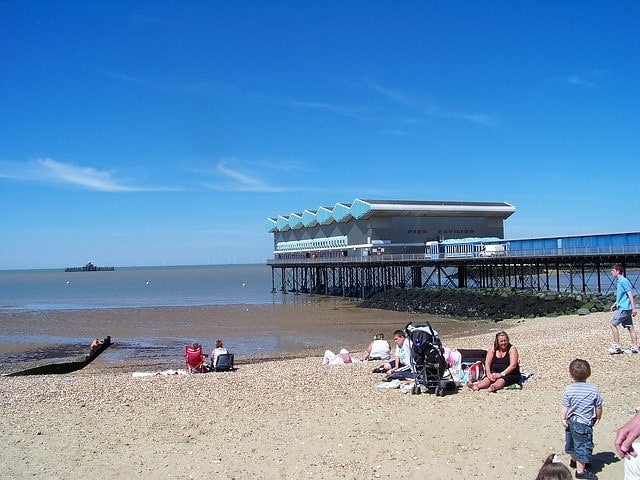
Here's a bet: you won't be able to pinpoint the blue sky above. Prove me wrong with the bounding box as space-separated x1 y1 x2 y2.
1 1 639 269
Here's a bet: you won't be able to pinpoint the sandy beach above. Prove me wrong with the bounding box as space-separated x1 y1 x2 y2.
1 307 638 479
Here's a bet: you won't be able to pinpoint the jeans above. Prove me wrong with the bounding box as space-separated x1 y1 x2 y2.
565 417 594 465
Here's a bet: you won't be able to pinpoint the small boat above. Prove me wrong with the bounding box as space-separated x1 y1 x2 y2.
65 261 115 272
5 336 112 376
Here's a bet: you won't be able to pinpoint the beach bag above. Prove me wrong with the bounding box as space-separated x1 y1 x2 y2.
466 361 485 383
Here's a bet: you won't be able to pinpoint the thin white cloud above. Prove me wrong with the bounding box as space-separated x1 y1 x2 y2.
442 111 497 127
365 81 413 106
0 158 172 192
565 70 608 88
288 99 380 122
567 75 595 87
364 79 497 127
212 161 288 192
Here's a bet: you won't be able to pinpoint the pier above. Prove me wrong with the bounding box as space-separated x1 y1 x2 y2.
267 233 640 298
266 199 640 298
64 261 115 272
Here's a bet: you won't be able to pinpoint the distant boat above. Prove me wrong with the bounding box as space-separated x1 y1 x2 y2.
64 261 114 272
5 336 112 376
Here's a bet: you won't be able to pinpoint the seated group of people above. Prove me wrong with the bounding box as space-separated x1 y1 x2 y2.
325 328 522 394
322 331 395 365
184 339 232 373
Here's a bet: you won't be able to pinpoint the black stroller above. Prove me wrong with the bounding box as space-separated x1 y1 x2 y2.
405 322 455 396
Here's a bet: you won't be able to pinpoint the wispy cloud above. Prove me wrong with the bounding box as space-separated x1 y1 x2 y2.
295 79 496 127
207 160 289 192
0 158 171 192
565 70 608 88
434 109 497 127
567 75 596 87
363 79 497 127
364 81 413 106
288 99 382 122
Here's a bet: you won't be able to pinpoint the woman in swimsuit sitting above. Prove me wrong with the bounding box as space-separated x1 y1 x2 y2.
467 331 521 393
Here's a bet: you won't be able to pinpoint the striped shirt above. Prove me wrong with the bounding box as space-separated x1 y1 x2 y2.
563 382 603 425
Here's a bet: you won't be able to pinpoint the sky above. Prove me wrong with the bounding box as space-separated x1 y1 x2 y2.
1 1 639 269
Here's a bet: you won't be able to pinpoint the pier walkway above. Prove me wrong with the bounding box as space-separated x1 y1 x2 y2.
267 233 640 298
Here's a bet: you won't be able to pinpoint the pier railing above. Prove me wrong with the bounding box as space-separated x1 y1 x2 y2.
267 243 640 265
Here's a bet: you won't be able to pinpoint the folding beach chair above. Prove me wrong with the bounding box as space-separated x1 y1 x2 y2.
184 344 207 373
212 352 235 372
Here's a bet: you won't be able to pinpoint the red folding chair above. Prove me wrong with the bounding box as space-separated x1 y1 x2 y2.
184 344 206 373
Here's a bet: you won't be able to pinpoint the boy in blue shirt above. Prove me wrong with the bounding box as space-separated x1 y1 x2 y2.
609 263 638 354
561 359 603 480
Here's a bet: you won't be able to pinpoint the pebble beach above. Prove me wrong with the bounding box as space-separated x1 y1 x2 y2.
1 306 638 479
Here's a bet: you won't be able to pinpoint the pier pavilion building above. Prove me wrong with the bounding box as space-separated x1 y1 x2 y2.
266 199 516 260
266 199 640 297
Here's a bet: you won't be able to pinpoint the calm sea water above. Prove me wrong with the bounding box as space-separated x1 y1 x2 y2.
0 264 378 370
0 264 481 372
0 264 276 311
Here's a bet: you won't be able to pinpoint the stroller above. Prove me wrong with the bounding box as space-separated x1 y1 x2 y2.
405 322 455 396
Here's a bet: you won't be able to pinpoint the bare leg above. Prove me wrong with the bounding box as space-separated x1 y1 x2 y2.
473 377 493 391
611 324 620 344
629 326 638 348
487 378 506 392
576 460 587 474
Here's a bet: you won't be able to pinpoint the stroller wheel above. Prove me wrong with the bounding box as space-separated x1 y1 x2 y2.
412 385 421 395
435 387 442 396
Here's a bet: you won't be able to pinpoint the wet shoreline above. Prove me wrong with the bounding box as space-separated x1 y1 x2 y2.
0 298 498 374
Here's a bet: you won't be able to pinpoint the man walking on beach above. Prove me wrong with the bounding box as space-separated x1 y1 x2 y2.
609 264 638 355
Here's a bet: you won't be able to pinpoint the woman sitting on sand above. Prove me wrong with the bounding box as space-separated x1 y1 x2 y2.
210 339 228 367
467 331 521 393
363 333 391 361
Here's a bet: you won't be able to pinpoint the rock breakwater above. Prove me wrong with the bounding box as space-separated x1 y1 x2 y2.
359 287 615 321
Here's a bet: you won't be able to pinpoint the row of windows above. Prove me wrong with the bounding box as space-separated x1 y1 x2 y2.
276 235 349 252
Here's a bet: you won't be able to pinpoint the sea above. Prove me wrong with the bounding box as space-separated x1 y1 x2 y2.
0 264 277 311
0 264 488 373
1 264 456 372
0 264 304 370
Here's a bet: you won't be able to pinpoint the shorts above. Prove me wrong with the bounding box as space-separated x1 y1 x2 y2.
612 309 634 329
565 417 594 464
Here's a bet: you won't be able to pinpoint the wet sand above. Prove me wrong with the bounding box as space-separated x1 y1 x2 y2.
0 298 497 373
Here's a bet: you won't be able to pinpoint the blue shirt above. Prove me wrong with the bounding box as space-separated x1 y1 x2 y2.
563 382 603 425
617 276 633 311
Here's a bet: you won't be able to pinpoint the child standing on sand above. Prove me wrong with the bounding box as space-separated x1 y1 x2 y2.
561 359 603 480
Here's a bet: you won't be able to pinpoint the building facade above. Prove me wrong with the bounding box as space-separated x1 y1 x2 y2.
267 199 516 259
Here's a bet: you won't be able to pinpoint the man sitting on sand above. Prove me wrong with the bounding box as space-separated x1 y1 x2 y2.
381 330 411 374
